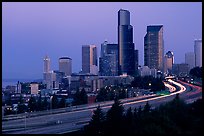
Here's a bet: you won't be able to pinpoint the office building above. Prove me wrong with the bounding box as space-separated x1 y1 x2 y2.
43 55 51 89
118 9 135 76
134 50 139 75
59 57 72 76
194 39 202 67
30 83 39 95
172 63 189 76
144 25 164 72
185 52 195 70
43 55 56 89
43 55 50 73
164 51 174 75
82 45 98 75
138 66 157 78
99 41 118 76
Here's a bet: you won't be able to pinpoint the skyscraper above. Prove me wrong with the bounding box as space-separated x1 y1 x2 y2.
43 55 55 89
82 45 98 75
118 9 135 76
185 52 195 70
59 57 72 76
144 25 164 72
43 55 50 73
164 51 174 75
99 41 118 76
134 50 139 75
194 39 202 67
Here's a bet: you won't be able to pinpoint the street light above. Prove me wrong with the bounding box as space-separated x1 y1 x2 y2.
125 89 128 98
25 112 27 133
50 96 53 114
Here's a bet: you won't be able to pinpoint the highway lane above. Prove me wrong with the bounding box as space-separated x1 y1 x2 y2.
2 94 158 121
2 80 202 134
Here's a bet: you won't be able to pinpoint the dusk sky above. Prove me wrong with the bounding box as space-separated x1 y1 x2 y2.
2 2 202 80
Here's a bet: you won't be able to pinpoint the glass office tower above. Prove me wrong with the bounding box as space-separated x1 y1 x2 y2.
118 9 135 76
144 25 164 72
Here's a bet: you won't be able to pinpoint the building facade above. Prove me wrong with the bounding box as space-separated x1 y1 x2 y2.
82 45 98 75
194 39 202 67
30 83 39 94
144 25 164 72
172 63 189 76
44 55 50 73
185 52 195 70
59 57 72 76
138 66 157 78
43 55 53 89
99 41 118 76
164 51 174 75
118 9 135 76
134 50 139 75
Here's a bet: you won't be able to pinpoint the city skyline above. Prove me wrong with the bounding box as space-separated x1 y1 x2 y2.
2 2 202 79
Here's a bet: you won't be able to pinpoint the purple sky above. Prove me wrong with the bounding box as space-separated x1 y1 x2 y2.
2 2 202 79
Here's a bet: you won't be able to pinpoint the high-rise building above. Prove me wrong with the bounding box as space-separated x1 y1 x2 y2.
134 50 139 75
164 51 174 75
194 39 202 67
82 45 98 75
185 52 195 70
43 55 56 89
43 55 50 89
100 40 108 58
99 41 118 76
59 57 72 76
118 9 135 76
144 25 164 72
30 83 39 95
44 55 50 73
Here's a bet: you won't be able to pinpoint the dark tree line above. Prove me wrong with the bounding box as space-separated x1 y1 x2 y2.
189 67 202 78
131 75 165 92
5 88 88 115
82 95 203 135
96 87 127 102
72 88 88 106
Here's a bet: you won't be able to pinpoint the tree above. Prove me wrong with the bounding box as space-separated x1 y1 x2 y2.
36 94 42 111
58 97 66 108
96 88 108 102
189 67 202 78
42 97 49 110
85 105 105 135
143 101 151 113
119 89 126 99
80 88 88 104
73 88 88 106
17 94 27 113
52 93 59 109
105 98 124 134
125 107 134 133
28 96 37 112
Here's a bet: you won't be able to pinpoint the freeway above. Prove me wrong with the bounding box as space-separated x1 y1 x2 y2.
2 79 202 134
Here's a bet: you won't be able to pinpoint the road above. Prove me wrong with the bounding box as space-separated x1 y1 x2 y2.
2 79 202 134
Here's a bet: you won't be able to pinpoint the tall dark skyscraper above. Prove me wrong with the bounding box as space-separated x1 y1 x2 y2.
118 9 135 76
134 49 139 75
144 25 164 72
99 41 118 76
